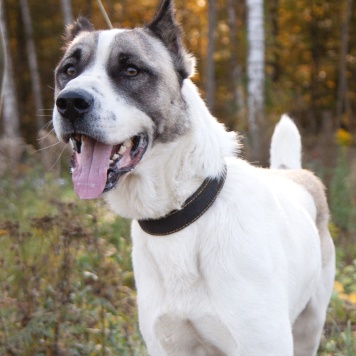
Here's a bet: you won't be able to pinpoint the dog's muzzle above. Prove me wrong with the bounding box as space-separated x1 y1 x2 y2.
56 90 93 121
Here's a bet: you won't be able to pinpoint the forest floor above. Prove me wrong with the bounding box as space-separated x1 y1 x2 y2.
0 147 355 355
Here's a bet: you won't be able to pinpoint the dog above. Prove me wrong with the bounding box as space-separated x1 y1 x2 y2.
52 0 335 354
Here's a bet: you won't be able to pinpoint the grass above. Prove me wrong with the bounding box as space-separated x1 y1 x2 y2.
0 161 145 355
0 148 355 355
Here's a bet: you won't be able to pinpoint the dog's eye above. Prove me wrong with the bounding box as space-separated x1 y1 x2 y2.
65 66 76 76
125 66 139 77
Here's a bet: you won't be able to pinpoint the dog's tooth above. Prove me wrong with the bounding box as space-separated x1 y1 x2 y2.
119 145 127 155
123 139 133 148
112 153 119 160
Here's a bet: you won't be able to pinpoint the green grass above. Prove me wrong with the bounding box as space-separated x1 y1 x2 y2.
0 162 145 355
0 150 355 355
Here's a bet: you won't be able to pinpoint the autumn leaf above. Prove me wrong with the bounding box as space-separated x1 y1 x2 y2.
335 128 352 146
334 280 344 294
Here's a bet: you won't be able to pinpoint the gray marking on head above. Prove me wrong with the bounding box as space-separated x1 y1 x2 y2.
104 29 190 143
146 0 194 83
55 32 99 93
63 17 95 47
54 5 193 145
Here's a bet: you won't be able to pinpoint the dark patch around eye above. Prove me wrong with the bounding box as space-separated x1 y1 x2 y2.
60 48 81 76
115 54 141 78
63 48 82 64
71 48 82 60
55 32 99 91
119 54 128 64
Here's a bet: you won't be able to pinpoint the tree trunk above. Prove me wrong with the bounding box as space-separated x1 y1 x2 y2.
246 0 265 162
60 0 73 26
0 3 4 104
336 0 353 128
19 0 44 133
205 0 216 110
268 0 280 82
0 0 20 138
227 0 246 124
0 0 25 174
308 3 320 134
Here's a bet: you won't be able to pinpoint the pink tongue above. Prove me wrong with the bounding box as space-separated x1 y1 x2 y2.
72 137 112 199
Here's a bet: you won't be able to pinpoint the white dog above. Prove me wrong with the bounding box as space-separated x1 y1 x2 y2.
52 0 335 354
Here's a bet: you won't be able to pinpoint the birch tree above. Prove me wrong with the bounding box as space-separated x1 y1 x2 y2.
19 0 44 132
246 0 265 160
227 0 246 121
0 0 24 173
60 0 73 26
0 0 20 138
0 3 5 112
205 0 216 110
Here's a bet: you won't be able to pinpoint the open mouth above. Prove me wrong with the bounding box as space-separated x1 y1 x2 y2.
70 133 148 199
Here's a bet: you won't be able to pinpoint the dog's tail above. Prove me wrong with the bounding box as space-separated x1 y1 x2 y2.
270 114 302 169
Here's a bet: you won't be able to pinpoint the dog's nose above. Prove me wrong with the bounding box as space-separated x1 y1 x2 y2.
56 90 93 121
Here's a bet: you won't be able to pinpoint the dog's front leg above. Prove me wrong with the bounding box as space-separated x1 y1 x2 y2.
131 230 166 355
199 242 294 356
205 279 294 355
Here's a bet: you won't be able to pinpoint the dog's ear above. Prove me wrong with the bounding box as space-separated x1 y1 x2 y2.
147 0 195 80
63 16 94 47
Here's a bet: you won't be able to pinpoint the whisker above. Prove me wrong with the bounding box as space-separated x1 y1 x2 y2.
37 128 55 143
37 120 54 134
35 141 61 153
47 143 69 172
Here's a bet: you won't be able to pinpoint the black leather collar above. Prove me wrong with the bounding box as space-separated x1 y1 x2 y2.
138 165 227 236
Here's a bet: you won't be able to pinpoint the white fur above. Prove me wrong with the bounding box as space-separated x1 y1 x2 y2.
106 83 334 355
106 80 237 220
270 114 302 169
53 28 334 356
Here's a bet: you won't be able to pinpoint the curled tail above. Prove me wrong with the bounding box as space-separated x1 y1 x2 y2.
270 114 302 169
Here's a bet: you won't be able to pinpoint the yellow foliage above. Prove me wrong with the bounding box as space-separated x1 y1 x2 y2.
334 280 344 293
335 128 352 146
338 292 356 305
347 293 356 304
334 281 356 304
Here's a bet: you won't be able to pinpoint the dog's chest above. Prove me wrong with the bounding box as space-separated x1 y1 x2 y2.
142 231 203 292
149 252 231 355
132 227 236 354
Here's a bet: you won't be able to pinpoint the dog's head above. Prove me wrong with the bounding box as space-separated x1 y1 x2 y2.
53 0 194 199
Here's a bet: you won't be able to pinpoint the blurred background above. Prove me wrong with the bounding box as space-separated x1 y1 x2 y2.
0 0 355 354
